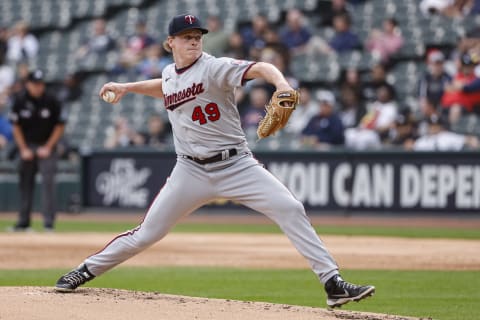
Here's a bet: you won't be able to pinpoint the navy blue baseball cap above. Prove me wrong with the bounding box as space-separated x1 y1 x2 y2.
168 14 208 36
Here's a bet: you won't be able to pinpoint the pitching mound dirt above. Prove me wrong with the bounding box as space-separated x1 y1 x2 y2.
0 287 424 320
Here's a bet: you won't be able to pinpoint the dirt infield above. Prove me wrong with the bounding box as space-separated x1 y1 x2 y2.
1 232 480 270
2 212 478 319
0 287 423 320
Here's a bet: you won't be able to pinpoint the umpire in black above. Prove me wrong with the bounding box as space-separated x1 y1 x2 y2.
9 69 67 231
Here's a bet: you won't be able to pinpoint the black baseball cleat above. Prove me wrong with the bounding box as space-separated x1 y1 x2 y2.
55 264 95 292
324 274 375 308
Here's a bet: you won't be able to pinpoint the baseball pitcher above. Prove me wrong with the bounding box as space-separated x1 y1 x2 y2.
55 14 374 309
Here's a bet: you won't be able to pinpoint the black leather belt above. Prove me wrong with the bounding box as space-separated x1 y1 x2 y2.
185 149 237 165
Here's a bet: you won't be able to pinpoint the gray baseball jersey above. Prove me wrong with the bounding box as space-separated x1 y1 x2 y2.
83 52 339 285
162 53 250 159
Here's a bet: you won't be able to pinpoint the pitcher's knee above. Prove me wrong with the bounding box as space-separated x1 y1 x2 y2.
133 227 168 248
275 198 306 219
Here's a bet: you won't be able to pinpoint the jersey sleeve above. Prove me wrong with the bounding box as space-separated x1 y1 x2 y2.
209 57 256 89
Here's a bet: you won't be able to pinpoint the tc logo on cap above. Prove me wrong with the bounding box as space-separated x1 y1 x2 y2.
185 15 196 24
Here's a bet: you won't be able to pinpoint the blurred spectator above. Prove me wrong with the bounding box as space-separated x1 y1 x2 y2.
139 113 170 149
420 0 475 18
328 13 362 54
0 55 15 105
417 97 442 136
6 21 39 63
338 85 366 128
441 52 480 124
413 114 479 150
203 15 230 57
0 26 9 62
240 14 269 51
468 0 480 14
278 9 312 55
418 50 452 110
345 84 398 149
315 0 353 27
104 116 143 149
0 101 12 150
224 31 249 59
241 86 270 139
259 47 298 89
362 63 396 103
115 19 156 72
136 44 172 79
76 18 116 60
285 86 318 135
365 18 404 62
420 0 454 16
386 108 417 149
338 67 364 101
55 72 83 103
10 62 29 96
301 90 345 148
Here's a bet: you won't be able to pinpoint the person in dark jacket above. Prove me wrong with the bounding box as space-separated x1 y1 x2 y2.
8 69 67 231
301 90 345 148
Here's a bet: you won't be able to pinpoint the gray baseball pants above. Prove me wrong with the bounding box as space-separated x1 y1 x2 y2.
84 154 339 284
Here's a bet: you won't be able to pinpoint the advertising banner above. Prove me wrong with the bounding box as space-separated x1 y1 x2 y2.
82 150 480 213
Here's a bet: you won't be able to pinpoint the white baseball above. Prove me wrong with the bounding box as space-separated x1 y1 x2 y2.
102 90 116 103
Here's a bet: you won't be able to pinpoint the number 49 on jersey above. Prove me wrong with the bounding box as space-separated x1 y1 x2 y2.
191 103 220 125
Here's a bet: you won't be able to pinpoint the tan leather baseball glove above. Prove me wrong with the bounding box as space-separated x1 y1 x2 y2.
257 90 299 139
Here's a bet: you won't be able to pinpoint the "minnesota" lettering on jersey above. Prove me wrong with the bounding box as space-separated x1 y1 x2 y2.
164 82 205 110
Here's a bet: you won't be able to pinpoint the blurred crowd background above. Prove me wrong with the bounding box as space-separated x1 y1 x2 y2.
1 0 480 164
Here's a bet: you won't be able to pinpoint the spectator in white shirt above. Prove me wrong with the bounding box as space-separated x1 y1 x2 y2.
345 84 398 150
6 21 39 63
413 114 479 150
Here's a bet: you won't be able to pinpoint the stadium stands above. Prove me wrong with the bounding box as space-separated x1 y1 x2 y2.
1 0 480 152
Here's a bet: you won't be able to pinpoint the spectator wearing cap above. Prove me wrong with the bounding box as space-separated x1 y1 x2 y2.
301 90 345 149
441 52 480 124
8 70 67 232
449 51 480 94
413 114 479 150
417 97 442 137
114 19 156 73
418 50 452 111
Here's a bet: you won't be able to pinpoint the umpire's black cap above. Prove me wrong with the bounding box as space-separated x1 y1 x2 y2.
27 69 45 83
168 14 208 36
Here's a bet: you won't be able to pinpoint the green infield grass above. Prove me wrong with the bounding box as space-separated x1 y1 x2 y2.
0 218 479 239
0 267 478 320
